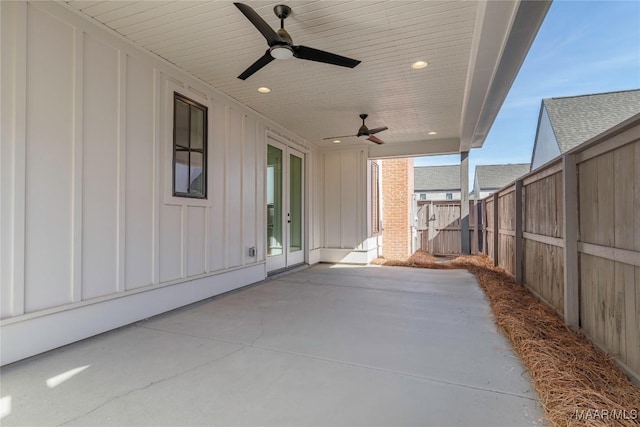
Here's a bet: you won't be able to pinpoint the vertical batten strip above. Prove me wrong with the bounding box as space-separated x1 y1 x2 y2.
10 2 27 315
254 121 260 263
204 206 210 273
360 150 365 251
180 205 186 278
240 114 245 265
514 179 523 284
70 28 84 303
339 153 344 249
116 51 127 292
563 153 579 327
223 107 229 269
151 69 160 284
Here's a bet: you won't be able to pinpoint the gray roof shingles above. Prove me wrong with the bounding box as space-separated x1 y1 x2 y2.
543 89 640 153
414 165 460 191
475 163 530 190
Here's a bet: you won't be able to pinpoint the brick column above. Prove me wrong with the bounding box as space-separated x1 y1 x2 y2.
381 158 414 260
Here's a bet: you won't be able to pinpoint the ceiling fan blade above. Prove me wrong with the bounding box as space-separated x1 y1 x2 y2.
238 50 274 80
367 135 385 145
323 134 357 140
293 45 361 68
367 126 388 135
234 3 282 46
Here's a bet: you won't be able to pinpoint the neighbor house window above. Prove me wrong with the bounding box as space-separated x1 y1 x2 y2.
371 162 381 234
446 193 453 200
174 93 207 198
419 193 426 200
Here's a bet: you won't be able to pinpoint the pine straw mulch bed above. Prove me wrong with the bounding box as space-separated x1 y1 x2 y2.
372 252 640 427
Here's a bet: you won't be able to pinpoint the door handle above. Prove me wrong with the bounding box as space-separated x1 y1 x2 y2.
288 213 291 223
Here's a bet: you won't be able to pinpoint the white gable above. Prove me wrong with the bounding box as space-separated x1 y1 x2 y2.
531 105 561 170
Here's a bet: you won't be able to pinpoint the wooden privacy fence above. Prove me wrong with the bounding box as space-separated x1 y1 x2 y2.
481 113 640 382
416 201 479 255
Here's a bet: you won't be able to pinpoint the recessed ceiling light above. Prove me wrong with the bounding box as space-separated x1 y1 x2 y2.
412 60 428 70
333 140 341 144
428 131 438 135
257 87 271 93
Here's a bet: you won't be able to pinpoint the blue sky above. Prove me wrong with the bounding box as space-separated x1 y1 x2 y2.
414 0 640 183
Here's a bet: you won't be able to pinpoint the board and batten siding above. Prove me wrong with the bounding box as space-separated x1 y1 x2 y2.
0 1 320 365
319 148 378 263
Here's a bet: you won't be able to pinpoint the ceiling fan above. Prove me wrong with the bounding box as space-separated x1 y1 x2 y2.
324 114 389 145
234 3 361 80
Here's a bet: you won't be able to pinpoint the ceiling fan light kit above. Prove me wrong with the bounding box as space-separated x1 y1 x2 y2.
270 45 293 60
234 3 361 80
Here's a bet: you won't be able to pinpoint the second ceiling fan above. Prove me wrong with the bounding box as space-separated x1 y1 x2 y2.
324 114 389 145
234 3 361 80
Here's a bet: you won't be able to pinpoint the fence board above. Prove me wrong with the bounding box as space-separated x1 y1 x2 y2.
498 190 515 274
523 171 563 237
524 239 564 313
614 144 635 251
416 201 479 255
577 140 640 375
629 267 640 373
481 120 640 380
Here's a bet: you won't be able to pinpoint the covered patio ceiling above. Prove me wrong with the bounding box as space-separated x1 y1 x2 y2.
64 0 550 157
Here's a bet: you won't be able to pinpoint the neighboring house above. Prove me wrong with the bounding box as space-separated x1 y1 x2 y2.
414 165 461 201
531 89 640 169
473 163 531 199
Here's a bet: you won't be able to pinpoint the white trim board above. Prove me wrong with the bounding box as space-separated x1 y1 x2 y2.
1 264 264 366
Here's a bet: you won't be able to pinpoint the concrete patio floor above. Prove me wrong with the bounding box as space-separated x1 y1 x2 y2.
1 264 544 426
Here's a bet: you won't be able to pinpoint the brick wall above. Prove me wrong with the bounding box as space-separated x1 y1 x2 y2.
381 158 414 259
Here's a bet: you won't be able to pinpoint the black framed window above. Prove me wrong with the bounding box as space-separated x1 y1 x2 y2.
173 93 207 198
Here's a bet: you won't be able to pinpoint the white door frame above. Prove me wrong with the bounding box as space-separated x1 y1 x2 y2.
265 137 306 273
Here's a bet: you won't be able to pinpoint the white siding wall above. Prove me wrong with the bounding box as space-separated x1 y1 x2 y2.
0 2 316 365
318 148 377 263
531 106 561 170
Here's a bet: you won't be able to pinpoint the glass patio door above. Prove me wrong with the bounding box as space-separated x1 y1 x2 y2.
266 140 304 272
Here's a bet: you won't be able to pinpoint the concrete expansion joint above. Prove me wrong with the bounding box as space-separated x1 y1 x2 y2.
251 344 538 402
136 325 536 403
57 345 246 426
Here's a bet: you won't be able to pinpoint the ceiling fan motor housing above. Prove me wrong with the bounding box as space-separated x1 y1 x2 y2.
273 5 291 19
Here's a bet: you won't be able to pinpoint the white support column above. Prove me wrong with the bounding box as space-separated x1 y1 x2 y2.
514 179 523 284
460 151 470 254
563 154 579 328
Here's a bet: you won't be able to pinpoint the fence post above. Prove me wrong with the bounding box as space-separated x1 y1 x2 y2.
427 202 434 254
514 180 523 285
563 154 579 328
482 200 488 254
493 194 499 266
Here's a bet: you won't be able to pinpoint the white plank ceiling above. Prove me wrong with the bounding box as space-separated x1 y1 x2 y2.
64 0 544 153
